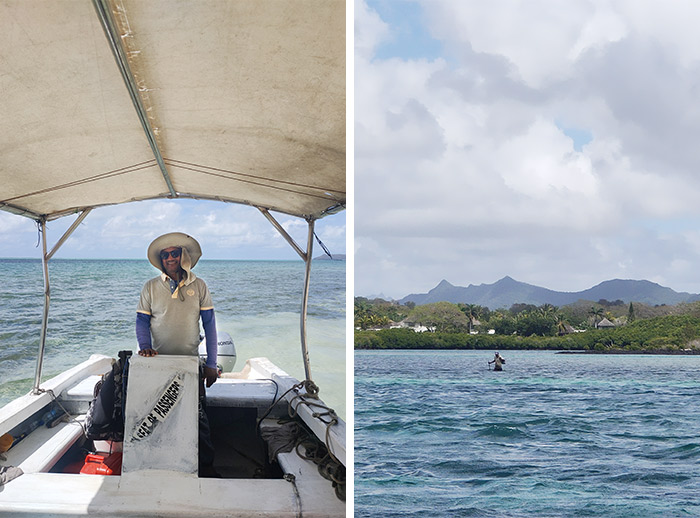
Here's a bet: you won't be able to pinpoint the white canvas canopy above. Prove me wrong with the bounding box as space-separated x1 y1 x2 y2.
0 0 345 222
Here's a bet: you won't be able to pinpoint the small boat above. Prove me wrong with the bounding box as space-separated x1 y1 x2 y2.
0 1 345 516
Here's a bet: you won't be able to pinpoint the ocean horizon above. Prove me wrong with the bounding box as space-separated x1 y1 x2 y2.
0 257 345 262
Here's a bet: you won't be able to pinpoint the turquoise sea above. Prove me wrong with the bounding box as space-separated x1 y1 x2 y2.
355 350 700 517
0 259 345 418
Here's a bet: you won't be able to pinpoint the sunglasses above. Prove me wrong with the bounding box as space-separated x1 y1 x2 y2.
160 248 182 260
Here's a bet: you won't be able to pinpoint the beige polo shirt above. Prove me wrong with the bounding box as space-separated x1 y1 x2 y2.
137 272 214 356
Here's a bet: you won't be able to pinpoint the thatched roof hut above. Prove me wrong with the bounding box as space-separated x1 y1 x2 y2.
596 317 615 329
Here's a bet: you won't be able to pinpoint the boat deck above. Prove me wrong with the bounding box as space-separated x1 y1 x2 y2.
0 355 345 517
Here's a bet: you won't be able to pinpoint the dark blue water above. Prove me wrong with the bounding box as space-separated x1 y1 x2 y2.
355 350 700 517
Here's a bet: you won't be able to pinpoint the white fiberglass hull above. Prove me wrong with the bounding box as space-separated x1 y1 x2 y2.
0 355 345 517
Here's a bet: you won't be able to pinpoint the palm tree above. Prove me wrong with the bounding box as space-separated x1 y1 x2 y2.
555 312 569 336
589 306 604 327
539 303 557 319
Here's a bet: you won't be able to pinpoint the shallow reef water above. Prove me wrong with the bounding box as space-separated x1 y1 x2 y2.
355 350 700 517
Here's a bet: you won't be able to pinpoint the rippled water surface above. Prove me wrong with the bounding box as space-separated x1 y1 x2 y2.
0 259 345 418
355 350 700 517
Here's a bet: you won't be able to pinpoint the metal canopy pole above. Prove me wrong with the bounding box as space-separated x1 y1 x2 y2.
32 218 51 395
257 208 315 384
92 0 177 197
32 209 92 394
300 219 315 383
46 209 92 261
258 208 306 260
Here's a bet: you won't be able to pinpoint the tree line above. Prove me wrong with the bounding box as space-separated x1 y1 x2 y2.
354 297 700 352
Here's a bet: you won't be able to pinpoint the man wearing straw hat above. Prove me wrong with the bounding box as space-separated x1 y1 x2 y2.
135 231 218 474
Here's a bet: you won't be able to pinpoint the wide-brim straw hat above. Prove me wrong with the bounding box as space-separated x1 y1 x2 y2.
147 232 202 270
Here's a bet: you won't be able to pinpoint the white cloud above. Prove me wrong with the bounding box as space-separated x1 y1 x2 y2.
354 0 390 60
0 212 27 234
497 117 598 198
356 0 700 299
426 0 595 87
1 200 345 260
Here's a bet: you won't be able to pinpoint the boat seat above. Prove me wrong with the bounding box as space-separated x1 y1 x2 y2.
61 375 102 401
4 417 86 474
57 375 103 414
205 379 279 410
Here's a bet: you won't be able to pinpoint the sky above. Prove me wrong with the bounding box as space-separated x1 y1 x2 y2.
355 0 700 300
0 200 345 261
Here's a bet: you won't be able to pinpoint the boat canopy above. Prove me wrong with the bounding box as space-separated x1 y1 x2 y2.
0 0 345 222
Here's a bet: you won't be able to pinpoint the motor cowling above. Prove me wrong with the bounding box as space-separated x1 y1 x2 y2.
199 330 236 373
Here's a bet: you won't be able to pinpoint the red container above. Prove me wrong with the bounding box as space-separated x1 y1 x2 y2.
80 452 122 476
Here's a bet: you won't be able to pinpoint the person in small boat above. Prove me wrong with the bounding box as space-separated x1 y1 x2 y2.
135 232 218 475
489 352 505 371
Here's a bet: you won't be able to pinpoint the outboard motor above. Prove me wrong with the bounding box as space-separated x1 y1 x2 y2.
199 330 236 373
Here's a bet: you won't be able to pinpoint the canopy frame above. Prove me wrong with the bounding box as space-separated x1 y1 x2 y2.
32 209 93 394
259 208 316 383
2 0 343 396
30 208 318 394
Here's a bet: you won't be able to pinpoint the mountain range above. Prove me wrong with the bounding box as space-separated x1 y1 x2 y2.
398 276 700 309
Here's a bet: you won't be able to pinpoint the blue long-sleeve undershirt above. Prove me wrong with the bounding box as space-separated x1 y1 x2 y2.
135 312 152 348
201 309 217 369
136 310 218 369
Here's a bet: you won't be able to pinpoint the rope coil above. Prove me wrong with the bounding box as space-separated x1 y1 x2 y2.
258 379 345 501
287 383 345 500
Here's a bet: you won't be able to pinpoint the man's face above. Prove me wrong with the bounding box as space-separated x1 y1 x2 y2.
160 247 182 278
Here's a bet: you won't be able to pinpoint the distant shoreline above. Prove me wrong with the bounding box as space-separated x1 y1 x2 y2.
556 349 700 355
355 347 700 355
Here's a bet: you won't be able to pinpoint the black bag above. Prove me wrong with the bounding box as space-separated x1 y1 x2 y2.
85 350 132 441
